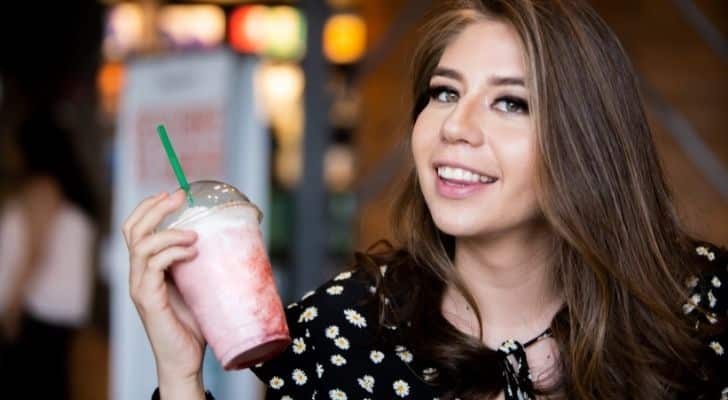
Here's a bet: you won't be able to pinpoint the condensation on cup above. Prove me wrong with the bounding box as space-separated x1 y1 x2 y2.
159 180 290 370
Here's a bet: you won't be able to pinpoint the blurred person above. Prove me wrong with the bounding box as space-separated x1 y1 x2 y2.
0 110 98 399
123 0 727 399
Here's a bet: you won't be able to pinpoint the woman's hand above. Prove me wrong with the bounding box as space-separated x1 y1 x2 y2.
123 190 206 398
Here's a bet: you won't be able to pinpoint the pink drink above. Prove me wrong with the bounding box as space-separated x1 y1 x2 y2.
169 202 290 370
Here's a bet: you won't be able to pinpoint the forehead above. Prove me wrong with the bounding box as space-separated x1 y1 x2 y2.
437 19 527 78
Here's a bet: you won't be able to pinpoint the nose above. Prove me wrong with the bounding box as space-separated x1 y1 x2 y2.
440 98 485 146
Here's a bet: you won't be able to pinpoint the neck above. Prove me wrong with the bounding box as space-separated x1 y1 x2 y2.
443 220 562 347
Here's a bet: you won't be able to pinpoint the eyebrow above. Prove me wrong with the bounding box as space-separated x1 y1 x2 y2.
432 67 525 87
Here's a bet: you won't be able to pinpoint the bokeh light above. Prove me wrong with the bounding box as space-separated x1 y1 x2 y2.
323 14 367 64
157 5 226 48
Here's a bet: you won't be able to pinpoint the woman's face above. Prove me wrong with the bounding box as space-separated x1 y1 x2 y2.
412 19 542 239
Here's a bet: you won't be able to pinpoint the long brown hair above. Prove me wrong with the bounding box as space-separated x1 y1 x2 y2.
356 0 722 398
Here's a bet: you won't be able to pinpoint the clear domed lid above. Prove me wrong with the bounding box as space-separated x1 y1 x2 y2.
160 180 262 229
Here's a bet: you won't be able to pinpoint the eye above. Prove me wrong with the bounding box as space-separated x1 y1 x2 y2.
493 96 529 114
428 85 459 103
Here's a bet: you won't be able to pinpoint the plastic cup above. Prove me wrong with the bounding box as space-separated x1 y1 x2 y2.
160 180 290 370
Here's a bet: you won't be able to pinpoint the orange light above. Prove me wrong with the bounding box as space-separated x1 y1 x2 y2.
97 62 125 115
323 14 366 64
98 62 125 96
229 5 268 53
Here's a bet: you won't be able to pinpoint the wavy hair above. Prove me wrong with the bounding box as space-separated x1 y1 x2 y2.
356 0 721 398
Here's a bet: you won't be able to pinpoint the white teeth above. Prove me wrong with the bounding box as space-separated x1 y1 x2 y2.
437 166 496 183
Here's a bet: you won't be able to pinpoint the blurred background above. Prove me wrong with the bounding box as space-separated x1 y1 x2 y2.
0 0 725 399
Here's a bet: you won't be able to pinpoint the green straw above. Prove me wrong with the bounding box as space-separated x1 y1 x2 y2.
156 124 194 206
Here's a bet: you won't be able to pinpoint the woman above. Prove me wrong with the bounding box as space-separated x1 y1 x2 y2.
124 0 727 399
0 111 98 399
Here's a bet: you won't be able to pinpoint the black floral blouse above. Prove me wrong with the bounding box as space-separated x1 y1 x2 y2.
150 243 727 400
247 242 728 400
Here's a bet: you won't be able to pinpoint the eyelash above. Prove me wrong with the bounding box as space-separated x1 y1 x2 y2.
427 85 530 114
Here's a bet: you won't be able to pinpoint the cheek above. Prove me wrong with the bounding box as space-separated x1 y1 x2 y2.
499 138 541 215
411 116 436 172
499 134 537 184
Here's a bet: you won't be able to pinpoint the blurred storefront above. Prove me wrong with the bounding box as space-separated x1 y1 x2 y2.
98 1 368 399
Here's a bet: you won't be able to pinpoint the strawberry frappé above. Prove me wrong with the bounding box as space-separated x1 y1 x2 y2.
162 181 290 370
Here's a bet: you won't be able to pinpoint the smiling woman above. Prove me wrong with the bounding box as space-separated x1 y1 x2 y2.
124 1 726 400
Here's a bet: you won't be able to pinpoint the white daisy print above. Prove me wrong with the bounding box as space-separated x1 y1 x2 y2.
344 309 367 328
423 367 438 381
397 350 413 363
282 396 292 400
334 271 353 281
380 265 388 276
316 363 325 378
712 276 722 288
393 380 410 397
292 369 308 385
301 290 316 300
358 375 375 393
325 325 340 339
329 389 347 400
331 354 347 366
286 302 298 309
334 337 351 350
707 252 716 261
709 341 724 356
696 246 708 256
369 286 376 294
269 376 284 389
709 290 717 308
292 337 307 354
327 285 344 295
299 306 319 323
683 294 702 315
499 339 518 353
370 350 385 364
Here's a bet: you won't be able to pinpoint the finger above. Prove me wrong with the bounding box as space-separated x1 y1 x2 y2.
139 246 198 299
129 190 187 245
122 192 168 243
167 282 204 342
129 229 197 289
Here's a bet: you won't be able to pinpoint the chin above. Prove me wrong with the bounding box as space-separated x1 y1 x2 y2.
429 203 546 241
429 209 492 238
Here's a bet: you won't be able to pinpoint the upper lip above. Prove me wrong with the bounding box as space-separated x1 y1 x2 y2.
432 161 499 179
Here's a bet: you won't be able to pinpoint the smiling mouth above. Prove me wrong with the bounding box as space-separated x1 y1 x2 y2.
436 165 498 185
